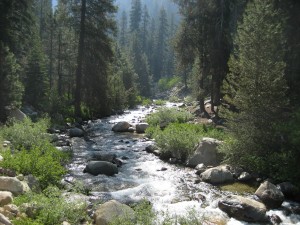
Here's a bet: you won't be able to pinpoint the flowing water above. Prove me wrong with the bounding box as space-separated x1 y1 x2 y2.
65 104 300 225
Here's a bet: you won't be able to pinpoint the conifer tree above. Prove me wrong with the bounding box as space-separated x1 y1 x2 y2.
223 0 288 172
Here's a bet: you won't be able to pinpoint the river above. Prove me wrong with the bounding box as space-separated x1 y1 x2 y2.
64 103 300 224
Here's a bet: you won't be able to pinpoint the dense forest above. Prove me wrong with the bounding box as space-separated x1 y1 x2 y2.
1 0 300 193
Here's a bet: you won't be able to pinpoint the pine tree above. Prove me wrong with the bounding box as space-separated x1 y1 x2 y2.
119 11 128 47
130 0 142 32
0 43 24 121
153 7 169 81
24 33 49 109
223 0 288 173
74 0 117 117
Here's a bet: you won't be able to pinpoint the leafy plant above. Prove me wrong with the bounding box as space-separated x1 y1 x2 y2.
146 107 193 128
158 76 181 92
13 186 89 225
0 117 50 150
0 143 68 189
147 123 226 161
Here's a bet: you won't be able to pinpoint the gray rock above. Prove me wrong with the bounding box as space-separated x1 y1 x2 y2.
90 153 116 162
128 127 135 132
0 192 13 207
24 175 41 193
145 145 157 154
255 181 284 209
69 128 84 137
186 137 222 168
200 165 234 184
0 177 30 195
94 200 135 225
238 172 252 182
112 122 131 132
0 155 3 162
6 108 26 121
135 123 149 133
195 163 207 175
83 161 118 176
0 213 12 225
218 195 268 222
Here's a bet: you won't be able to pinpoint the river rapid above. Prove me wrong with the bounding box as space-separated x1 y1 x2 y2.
64 103 300 225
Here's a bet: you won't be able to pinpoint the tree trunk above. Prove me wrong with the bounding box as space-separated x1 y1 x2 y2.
74 0 86 117
57 30 62 96
199 53 209 118
49 16 54 90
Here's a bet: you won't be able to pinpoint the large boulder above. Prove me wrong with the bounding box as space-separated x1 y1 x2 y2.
83 161 118 176
69 128 84 137
112 122 131 132
255 181 284 209
0 192 13 207
186 137 222 167
135 123 149 134
6 108 26 121
94 200 135 225
200 165 234 184
0 177 30 195
218 195 268 223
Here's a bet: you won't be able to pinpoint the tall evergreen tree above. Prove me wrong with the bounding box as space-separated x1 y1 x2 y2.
0 0 34 120
119 11 128 47
153 7 169 81
74 0 116 117
130 0 142 32
222 0 288 173
24 33 49 109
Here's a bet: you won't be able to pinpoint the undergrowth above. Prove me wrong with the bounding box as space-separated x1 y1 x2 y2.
13 186 89 225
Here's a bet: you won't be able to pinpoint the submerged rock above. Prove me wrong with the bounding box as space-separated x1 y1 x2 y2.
94 200 135 225
200 165 234 184
255 181 284 209
83 161 118 176
218 195 268 222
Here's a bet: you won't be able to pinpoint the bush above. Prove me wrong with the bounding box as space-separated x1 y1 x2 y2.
147 123 226 161
0 142 68 189
146 107 194 127
0 117 50 150
13 186 89 225
153 99 166 106
158 76 181 92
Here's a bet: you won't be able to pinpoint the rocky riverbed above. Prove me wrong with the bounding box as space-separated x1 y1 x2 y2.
62 103 300 224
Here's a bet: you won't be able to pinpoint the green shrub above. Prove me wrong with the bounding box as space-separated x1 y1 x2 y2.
0 143 68 189
147 123 226 161
13 186 89 225
0 117 50 150
150 123 202 161
154 99 166 106
158 76 181 92
146 107 194 127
